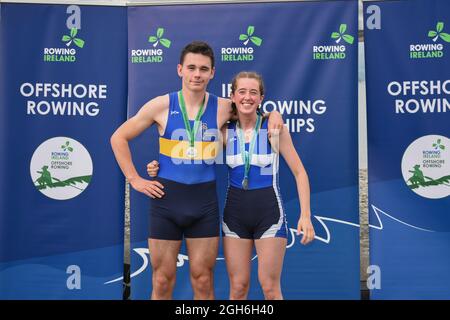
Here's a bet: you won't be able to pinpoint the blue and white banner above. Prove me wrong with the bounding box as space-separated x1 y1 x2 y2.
128 0 359 299
0 4 127 299
364 0 450 299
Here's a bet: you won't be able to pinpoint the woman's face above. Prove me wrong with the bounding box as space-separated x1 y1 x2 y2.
231 77 264 116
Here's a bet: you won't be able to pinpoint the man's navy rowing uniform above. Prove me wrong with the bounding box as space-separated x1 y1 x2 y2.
149 92 220 240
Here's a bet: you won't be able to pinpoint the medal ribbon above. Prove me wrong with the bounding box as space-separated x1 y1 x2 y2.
178 90 206 148
236 114 262 188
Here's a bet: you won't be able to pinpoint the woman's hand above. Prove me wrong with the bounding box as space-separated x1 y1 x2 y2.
297 215 315 245
147 160 159 177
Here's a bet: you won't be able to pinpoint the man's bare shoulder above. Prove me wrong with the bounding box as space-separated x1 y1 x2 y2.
140 94 170 113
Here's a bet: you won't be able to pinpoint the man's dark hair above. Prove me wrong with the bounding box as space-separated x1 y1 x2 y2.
179 41 215 68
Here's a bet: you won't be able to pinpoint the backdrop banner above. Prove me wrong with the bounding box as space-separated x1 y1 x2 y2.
0 3 128 299
128 0 359 299
364 0 450 299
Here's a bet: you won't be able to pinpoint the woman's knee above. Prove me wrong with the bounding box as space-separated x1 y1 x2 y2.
230 280 249 299
259 276 281 300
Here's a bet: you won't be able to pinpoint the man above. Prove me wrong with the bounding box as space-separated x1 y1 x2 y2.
111 41 283 300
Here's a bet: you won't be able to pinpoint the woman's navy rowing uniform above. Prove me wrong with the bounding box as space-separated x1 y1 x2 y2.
150 92 220 240
223 119 288 240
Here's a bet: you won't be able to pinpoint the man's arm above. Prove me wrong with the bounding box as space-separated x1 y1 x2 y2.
217 97 233 129
266 110 284 137
110 95 168 198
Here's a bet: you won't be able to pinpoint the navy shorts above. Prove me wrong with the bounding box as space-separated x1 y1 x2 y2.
149 177 220 240
222 186 288 239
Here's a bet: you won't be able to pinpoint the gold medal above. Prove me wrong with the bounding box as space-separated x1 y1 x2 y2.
186 146 197 159
178 91 205 161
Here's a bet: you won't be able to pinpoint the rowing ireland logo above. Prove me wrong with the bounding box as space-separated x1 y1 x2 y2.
30 137 93 200
401 135 449 199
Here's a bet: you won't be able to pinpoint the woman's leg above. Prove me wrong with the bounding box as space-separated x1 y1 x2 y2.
223 237 254 300
254 237 287 300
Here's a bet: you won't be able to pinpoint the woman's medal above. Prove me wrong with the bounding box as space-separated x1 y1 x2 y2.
242 177 249 190
237 114 262 191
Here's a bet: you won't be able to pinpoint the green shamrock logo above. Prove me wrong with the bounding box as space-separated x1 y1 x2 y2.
239 26 262 46
148 28 171 48
432 139 445 150
331 24 354 44
428 22 450 42
62 28 85 48
61 141 74 152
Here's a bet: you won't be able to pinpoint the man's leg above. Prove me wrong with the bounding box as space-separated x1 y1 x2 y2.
223 237 253 300
148 238 182 300
185 237 219 300
254 238 287 300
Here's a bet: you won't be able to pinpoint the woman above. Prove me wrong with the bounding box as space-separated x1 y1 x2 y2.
148 71 315 300
220 71 314 300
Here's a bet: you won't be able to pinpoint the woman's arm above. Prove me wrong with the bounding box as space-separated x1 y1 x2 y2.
275 129 315 245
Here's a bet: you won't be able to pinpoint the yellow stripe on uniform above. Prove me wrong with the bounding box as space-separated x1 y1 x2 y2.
159 137 219 160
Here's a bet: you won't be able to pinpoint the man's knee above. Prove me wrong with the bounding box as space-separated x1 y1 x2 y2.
191 271 212 285
153 271 175 292
190 269 213 291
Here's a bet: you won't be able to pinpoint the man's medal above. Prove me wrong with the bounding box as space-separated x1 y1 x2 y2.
178 90 205 159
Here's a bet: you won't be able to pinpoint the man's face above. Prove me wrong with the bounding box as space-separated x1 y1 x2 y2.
177 53 215 93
